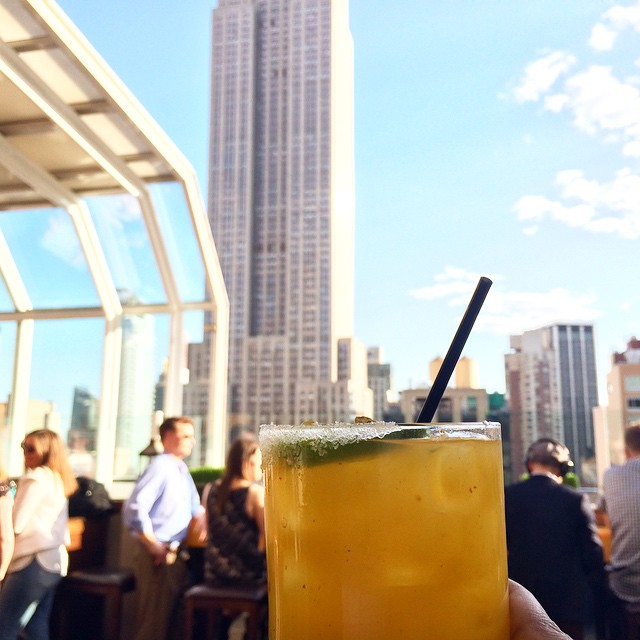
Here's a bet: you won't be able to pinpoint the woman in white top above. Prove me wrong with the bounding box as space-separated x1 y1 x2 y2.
0 465 15 581
0 430 78 640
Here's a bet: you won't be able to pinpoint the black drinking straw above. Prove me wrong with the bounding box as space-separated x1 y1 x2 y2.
415 276 493 423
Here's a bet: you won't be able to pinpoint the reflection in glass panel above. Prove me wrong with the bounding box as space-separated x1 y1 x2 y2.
181 310 208 467
114 312 169 479
85 194 166 305
27 319 103 478
0 209 100 309
0 323 17 470
150 183 206 304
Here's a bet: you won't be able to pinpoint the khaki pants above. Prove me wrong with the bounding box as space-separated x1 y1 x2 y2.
131 538 188 640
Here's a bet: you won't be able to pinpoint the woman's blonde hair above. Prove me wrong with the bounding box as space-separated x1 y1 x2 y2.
24 430 78 497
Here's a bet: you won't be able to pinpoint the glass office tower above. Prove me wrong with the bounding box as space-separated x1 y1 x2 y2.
506 324 599 483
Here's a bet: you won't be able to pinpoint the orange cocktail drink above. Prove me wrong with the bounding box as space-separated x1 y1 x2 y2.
260 422 509 639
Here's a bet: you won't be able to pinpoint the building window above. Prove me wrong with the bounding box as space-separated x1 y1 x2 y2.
624 376 640 392
461 396 478 422
437 398 453 423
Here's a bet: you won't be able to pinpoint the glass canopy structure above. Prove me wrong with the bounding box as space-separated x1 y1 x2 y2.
0 0 229 486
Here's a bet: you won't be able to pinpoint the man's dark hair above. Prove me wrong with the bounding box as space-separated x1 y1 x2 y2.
625 424 640 453
525 438 574 477
159 416 194 441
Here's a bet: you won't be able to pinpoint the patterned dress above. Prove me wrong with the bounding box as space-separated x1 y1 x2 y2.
204 483 266 586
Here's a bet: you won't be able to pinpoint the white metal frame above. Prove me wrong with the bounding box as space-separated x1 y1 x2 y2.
0 0 230 483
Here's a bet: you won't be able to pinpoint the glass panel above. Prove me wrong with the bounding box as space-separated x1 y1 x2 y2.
114 311 170 479
0 208 100 309
25 318 103 479
85 194 166 305
181 310 209 467
150 183 206 304
113 311 209 480
0 322 16 471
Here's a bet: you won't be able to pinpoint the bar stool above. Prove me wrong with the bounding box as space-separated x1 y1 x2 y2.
183 583 268 640
57 567 136 640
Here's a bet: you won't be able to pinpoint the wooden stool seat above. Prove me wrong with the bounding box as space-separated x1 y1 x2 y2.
65 567 136 590
58 568 136 640
183 583 268 640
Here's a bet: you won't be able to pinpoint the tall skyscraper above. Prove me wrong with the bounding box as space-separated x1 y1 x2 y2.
505 324 599 483
208 0 369 428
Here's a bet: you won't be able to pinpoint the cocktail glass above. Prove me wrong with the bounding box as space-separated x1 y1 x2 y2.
259 421 509 640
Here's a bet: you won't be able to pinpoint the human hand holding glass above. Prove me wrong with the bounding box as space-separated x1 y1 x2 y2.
509 580 571 639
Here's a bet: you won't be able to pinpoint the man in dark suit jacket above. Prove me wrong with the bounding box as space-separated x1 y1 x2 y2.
504 438 605 640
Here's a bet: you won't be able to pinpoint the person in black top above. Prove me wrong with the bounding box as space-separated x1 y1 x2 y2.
504 438 605 640
204 432 265 587
203 432 266 637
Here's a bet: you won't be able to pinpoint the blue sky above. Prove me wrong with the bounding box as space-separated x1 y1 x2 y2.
56 0 640 400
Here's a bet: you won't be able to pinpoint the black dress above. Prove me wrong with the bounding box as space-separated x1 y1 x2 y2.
204 483 266 587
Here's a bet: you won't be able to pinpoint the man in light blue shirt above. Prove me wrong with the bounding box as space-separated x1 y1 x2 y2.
123 416 205 640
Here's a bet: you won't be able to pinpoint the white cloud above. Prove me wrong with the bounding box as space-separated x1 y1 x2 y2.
40 212 85 270
602 2 640 33
560 65 640 140
410 267 504 302
589 23 618 51
409 268 602 336
513 5 640 153
623 139 640 157
590 1 640 51
478 288 602 335
512 169 640 239
513 51 577 103
543 93 569 112
511 9 640 239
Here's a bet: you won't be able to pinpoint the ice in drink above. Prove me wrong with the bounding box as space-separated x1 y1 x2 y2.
260 421 509 640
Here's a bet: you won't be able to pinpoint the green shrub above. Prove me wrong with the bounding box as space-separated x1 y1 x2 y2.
189 466 224 495
518 471 580 488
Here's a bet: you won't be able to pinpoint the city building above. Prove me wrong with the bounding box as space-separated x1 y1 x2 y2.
68 386 99 478
429 355 479 389
367 347 392 421
69 386 99 450
455 356 478 389
398 386 489 424
0 1 229 483
593 337 640 485
208 0 368 428
486 392 513 485
505 324 599 484
429 357 443 387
